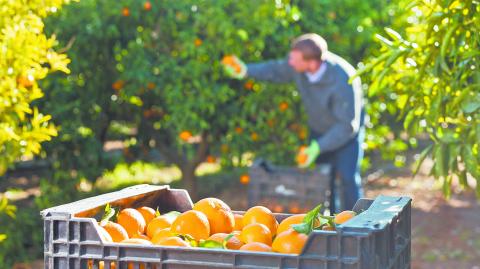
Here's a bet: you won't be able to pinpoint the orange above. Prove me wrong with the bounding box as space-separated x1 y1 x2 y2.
171 210 210 241
289 204 301 214
147 82 156 90
273 204 284 213
97 225 113 242
122 7 130 17
112 80 125 91
194 38 203 47
272 229 308 254
151 228 173 244
240 174 250 185
279 101 289 111
240 223 272 245
117 208 147 238
137 206 156 225
120 238 153 245
277 214 306 235
243 206 279 235
143 1 151 11
193 198 235 234
102 221 129 243
334 210 356 225
179 131 192 141
128 263 146 269
17 76 33 88
206 155 216 163
87 260 116 269
250 132 259 141
221 55 235 65
298 128 308 140
239 242 272 252
147 216 173 238
244 81 254 90
233 214 243 231
155 236 191 247
235 127 243 134
208 233 244 250
132 234 150 241
296 146 308 165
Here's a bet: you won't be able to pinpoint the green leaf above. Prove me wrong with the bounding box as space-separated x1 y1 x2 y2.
413 144 433 176
100 204 115 226
462 101 480 114
222 233 235 249
175 234 198 247
463 146 480 178
440 23 458 73
384 27 403 41
199 240 224 249
292 204 322 235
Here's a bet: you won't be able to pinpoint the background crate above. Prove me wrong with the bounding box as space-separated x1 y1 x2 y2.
41 184 411 269
248 159 332 213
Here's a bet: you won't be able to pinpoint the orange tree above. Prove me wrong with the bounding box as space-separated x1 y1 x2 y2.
358 0 480 196
0 0 73 264
0 0 73 175
41 0 393 198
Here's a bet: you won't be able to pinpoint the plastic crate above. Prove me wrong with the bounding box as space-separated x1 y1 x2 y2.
248 159 332 213
41 184 411 269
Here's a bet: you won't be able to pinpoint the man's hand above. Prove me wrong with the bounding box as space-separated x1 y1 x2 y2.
222 55 247 79
297 140 320 168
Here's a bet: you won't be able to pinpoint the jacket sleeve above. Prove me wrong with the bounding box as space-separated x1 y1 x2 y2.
316 79 359 152
246 59 295 83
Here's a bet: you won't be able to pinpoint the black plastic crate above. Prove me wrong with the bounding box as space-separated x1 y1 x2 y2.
41 184 411 269
248 159 332 213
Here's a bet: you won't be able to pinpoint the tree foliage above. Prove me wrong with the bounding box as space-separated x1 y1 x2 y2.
43 0 391 196
0 0 73 174
358 0 480 196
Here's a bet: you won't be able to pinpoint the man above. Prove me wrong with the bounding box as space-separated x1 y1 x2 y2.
223 33 364 212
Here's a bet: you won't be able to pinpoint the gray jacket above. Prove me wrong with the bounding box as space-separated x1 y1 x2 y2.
246 52 363 153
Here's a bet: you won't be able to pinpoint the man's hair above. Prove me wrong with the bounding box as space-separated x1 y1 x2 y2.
291 33 328 61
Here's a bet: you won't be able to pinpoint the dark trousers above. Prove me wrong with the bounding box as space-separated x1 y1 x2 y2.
314 127 365 213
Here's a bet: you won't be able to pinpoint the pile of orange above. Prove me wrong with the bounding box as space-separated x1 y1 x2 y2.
94 197 358 256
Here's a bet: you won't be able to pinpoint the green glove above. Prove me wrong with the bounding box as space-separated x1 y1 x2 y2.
222 55 247 79
298 140 321 168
